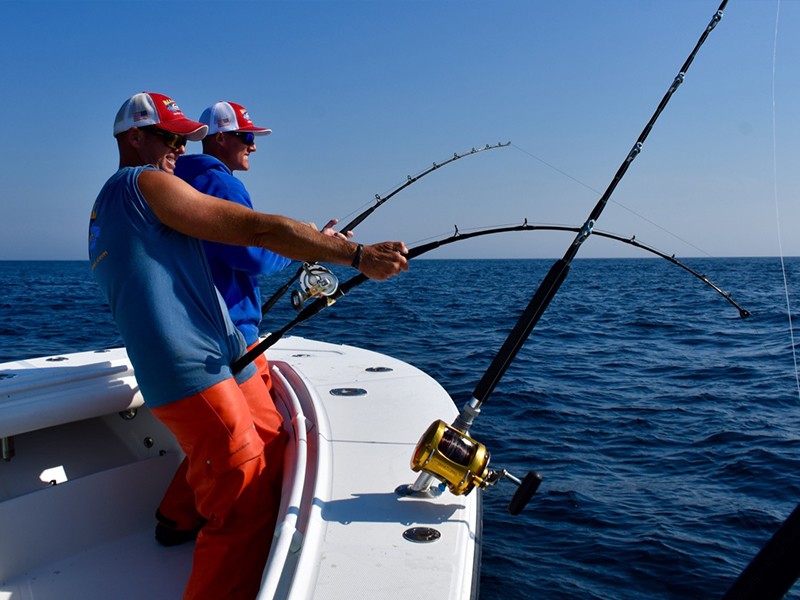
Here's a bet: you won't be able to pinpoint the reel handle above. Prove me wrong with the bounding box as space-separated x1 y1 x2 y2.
507 471 542 516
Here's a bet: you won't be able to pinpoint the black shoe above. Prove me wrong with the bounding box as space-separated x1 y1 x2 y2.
155 522 201 546
154 509 205 547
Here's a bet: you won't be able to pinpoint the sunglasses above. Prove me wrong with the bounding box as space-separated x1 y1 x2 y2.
227 131 256 145
141 126 187 151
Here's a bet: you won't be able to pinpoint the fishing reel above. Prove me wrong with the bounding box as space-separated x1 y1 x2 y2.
410 420 542 515
290 264 339 311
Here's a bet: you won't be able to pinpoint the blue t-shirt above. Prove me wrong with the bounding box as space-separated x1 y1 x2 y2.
88 166 256 408
175 154 292 346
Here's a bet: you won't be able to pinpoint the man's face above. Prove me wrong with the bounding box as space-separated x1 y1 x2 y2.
137 126 187 174
217 131 256 172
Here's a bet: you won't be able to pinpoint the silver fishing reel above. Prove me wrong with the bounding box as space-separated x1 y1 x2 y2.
291 264 339 311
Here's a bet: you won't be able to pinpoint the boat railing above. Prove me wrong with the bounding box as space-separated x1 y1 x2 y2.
259 363 311 598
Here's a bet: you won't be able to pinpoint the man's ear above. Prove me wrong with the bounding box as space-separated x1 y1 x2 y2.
127 127 145 148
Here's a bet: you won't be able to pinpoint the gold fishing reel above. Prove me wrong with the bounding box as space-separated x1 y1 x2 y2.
411 420 490 496
291 264 339 311
410 419 543 515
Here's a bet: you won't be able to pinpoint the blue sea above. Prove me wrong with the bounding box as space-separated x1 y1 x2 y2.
1 257 799 599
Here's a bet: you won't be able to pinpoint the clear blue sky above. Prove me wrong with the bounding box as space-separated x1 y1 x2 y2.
1 1 797 260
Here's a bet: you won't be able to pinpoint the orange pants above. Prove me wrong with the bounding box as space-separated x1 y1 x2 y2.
153 372 285 600
250 346 274 394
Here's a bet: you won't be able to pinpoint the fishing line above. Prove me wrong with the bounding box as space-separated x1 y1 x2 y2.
512 142 714 258
768 1 800 401
723 3 800 598
231 220 748 374
259 142 510 316
511 143 599 195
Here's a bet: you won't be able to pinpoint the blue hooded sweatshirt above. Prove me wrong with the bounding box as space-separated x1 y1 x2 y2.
175 154 292 346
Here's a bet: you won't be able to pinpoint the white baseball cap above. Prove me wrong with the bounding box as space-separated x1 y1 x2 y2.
199 101 272 136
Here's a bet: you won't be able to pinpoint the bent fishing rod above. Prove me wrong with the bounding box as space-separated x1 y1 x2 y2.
407 0 730 511
260 142 510 316
231 219 748 375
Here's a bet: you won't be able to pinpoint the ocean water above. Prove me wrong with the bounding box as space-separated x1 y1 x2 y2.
1 257 799 599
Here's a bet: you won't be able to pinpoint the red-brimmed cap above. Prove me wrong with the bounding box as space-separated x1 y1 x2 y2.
199 101 272 136
113 92 208 141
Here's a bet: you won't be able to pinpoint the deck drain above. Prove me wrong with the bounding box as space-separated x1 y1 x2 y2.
329 388 367 397
402 527 441 543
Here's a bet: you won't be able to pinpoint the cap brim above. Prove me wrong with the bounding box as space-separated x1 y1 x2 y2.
159 119 209 141
236 126 272 136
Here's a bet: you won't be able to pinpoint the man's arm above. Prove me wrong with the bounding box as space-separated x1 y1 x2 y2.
137 169 407 280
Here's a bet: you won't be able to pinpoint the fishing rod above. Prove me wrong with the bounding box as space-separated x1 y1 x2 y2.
408 0 730 512
721 500 800 600
459 222 750 317
231 219 748 375
260 142 511 316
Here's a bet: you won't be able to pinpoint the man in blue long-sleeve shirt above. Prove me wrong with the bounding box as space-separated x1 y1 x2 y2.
175 100 348 388
175 101 290 349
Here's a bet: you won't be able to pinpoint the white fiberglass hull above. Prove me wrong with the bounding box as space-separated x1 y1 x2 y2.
0 337 480 600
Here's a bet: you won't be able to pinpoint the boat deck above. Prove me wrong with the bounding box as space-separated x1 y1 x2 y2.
0 337 480 599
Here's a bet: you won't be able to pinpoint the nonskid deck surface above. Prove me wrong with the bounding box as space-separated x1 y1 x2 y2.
2 530 192 600
0 337 479 600
266 342 479 600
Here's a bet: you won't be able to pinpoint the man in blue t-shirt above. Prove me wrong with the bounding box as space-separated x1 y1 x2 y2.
175 101 349 394
89 91 408 599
